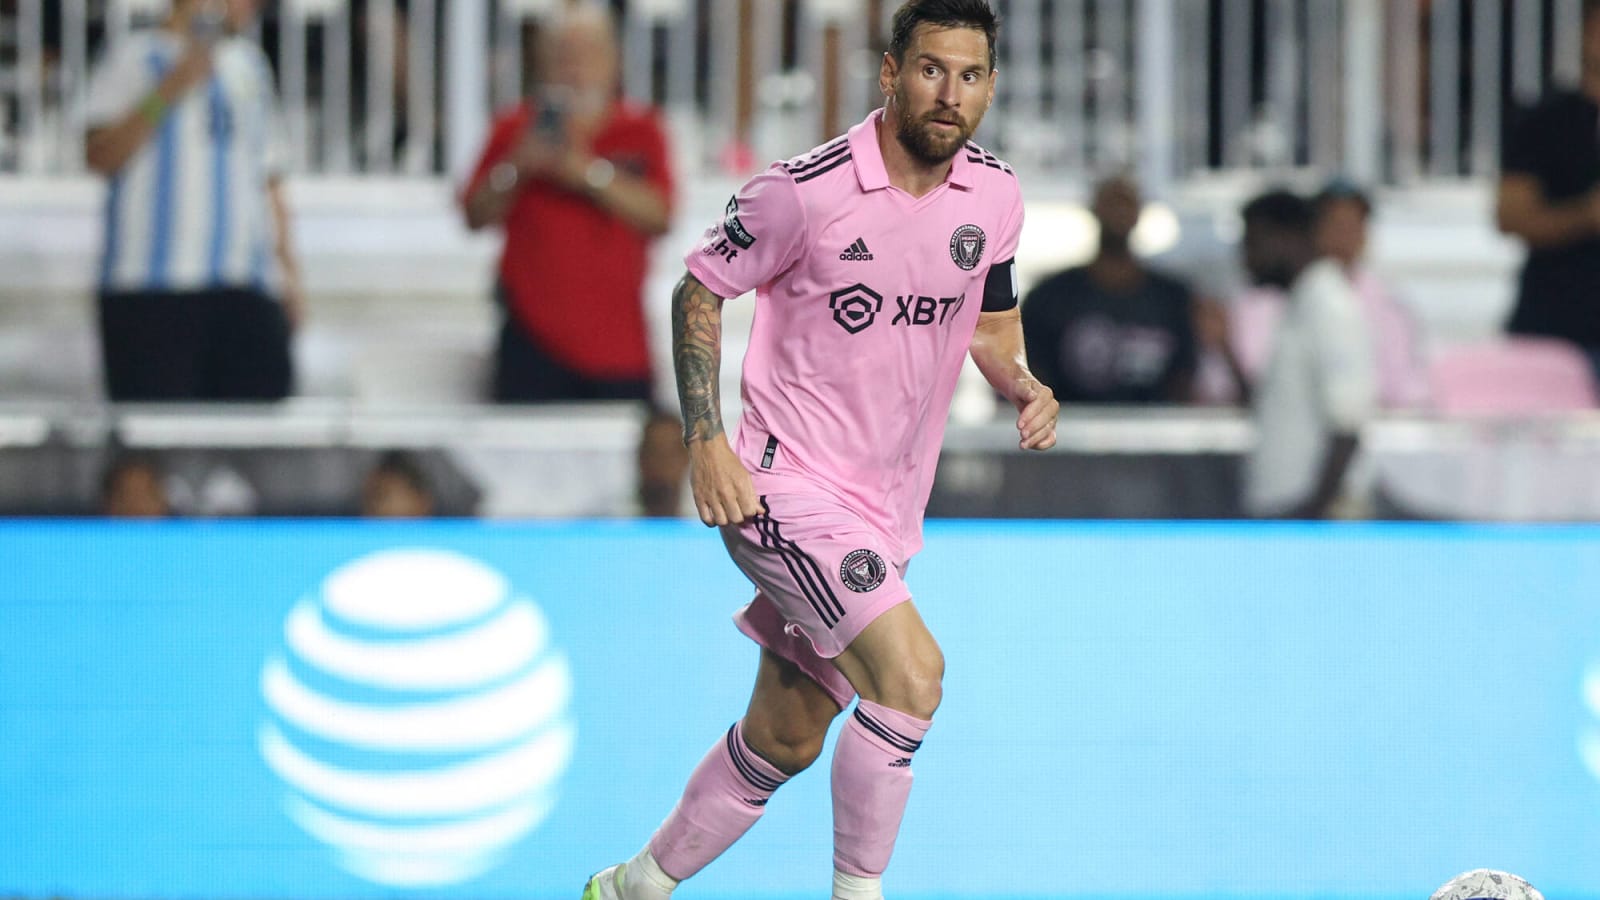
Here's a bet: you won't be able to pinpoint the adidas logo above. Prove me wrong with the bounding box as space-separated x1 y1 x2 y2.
839 238 874 261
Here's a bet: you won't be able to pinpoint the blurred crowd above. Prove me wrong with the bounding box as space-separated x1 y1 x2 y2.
28 0 1600 520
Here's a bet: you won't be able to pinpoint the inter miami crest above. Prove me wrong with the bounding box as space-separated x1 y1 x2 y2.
949 224 986 271
840 548 887 593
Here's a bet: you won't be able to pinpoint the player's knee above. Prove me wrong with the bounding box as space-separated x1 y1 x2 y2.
880 647 944 720
743 717 828 775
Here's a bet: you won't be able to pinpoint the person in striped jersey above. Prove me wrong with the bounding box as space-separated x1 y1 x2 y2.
84 0 298 401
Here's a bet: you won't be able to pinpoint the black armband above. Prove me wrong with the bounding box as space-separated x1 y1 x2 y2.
982 257 1018 311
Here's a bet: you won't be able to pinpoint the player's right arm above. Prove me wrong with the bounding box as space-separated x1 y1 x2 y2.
676 165 807 527
85 38 215 176
672 273 762 527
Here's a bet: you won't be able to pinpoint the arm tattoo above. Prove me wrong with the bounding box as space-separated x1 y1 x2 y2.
672 274 725 444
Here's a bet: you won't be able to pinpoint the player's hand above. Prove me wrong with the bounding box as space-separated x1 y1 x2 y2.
165 40 215 97
687 438 762 526
279 269 307 333
1013 379 1058 451
509 133 563 179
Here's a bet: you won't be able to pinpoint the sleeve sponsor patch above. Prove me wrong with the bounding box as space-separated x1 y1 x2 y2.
723 197 756 250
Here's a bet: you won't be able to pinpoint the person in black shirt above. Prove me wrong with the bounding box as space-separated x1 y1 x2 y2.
1022 176 1199 404
1496 0 1600 378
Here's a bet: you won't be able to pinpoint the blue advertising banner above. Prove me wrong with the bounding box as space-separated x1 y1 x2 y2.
1 520 1598 900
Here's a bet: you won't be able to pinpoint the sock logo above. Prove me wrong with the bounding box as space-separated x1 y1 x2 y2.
258 550 575 887
889 757 912 768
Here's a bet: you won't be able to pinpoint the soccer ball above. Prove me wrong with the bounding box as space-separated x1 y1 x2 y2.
1429 869 1544 900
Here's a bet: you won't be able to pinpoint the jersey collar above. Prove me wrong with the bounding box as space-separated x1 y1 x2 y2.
850 107 978 193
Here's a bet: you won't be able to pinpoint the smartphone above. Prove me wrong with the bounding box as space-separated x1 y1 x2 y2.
532 89 569 143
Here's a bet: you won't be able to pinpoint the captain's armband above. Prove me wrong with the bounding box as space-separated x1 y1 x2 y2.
982 257 1018 312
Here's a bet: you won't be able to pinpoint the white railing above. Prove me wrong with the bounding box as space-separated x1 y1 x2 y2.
0 0 1588 190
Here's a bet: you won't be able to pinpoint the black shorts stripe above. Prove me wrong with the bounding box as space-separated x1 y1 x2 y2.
765 516 845 621
853 707 923 754
726 724 785 792
784 138 849 174
754 510 839 627
753 500 846 626
793 154 853 184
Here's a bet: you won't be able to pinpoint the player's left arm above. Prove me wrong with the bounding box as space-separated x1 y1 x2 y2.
970 301 1058 451
267 176 305 332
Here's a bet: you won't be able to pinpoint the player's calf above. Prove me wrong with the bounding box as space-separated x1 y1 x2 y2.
830 699 933 899
645 720 794 886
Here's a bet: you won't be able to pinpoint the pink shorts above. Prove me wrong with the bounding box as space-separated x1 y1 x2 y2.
722 492 912 710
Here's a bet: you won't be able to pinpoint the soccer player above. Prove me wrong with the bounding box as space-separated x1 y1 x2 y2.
581 2 1057 898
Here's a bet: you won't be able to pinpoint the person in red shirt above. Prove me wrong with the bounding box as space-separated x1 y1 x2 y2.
461 3 685 515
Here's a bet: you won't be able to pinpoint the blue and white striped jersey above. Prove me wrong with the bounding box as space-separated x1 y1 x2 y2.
86 30 288 294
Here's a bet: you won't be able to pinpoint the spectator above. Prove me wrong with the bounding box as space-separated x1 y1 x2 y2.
360 450 435 518
1240 190 1377 520
637 409 689 517
83 0 301 402
1314 180 1430 409
100 452 170 518
1495 0 1600 380
1022 175 1199 404
460 2 687 514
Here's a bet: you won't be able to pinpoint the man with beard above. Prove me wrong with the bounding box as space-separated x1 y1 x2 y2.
579 2 1056 899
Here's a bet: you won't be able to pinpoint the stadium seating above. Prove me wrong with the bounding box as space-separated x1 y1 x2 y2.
1428 337 1599 414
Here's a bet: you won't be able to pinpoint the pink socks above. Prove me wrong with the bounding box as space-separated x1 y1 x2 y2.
830 699 932 877
647 721 791 881
647 701 933 887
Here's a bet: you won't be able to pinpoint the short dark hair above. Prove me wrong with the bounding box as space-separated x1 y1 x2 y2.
99 451 164 501
888 0 999 71
369 449 431 494
1242 189 1316 236
1313 178 1372 220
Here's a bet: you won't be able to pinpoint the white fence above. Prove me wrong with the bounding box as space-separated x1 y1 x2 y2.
0 0 1589 190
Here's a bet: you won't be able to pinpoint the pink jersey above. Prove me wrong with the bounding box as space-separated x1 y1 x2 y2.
684 109 1025 562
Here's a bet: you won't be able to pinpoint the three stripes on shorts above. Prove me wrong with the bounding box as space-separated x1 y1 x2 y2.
753 497 845 630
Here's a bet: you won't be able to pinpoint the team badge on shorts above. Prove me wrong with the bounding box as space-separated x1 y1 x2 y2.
949 224 986 270
840 548 887 593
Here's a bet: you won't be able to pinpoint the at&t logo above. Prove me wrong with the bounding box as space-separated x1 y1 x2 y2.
257 549 574 887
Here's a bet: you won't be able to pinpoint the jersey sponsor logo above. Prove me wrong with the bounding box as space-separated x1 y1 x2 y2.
722 196 757 250
839 548 887 593
829 283 884 334
828 285 966 334
839 237 875 261
949 224 986 270
891 293 965 327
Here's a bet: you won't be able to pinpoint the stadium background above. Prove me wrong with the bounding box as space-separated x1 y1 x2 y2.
2 1 1599 898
